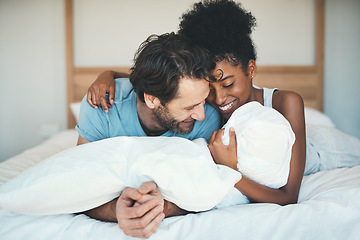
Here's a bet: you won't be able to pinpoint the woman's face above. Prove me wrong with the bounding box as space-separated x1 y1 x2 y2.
207 60 253 120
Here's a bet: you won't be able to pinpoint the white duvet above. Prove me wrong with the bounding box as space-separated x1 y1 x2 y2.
1 165 359 240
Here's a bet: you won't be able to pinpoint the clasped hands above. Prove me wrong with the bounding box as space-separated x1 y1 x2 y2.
115 181 165 239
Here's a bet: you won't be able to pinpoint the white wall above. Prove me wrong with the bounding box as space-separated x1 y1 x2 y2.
0 0 66 161
242 0 315 65
74 0 315 66
73 0 198 66
0 0 359 162
324 0 360 139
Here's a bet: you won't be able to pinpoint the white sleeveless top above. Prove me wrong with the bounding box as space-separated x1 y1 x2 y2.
262 87 278 108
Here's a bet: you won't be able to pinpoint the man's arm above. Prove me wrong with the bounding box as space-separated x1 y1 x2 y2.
163 201 191 218
76 136 167 238
77 135 89 145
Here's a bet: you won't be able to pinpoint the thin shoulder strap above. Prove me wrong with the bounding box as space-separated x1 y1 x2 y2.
263 88 278 108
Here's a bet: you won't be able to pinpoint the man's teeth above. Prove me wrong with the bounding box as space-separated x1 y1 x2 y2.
219 101 234 111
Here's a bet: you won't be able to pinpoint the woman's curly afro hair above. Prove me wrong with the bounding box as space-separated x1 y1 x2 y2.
178 0 257 75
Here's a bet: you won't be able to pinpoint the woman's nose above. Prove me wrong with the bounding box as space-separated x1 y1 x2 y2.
215 89 226 106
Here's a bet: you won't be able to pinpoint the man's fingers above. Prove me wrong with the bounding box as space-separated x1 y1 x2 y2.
121 203 163 227
116 185 165 239
118 197 161 219
120 187 143 202
136 193 156 205
119 207 165 239
138 181 158 195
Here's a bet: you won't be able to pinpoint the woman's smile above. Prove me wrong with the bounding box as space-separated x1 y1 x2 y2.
218 100 236 113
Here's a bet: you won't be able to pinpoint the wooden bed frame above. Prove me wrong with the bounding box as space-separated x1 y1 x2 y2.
65 0 325 129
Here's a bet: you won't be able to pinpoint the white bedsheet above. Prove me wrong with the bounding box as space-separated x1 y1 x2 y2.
0 130 78 184
1 129 360 240
1 166 359 240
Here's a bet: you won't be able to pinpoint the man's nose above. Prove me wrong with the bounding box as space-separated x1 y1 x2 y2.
191 101 206 121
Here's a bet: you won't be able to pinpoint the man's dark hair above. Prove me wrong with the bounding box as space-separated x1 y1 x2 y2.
178 0 257 76
130 33 212 105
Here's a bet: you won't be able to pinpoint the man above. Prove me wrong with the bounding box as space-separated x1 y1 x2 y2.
76 33 221 238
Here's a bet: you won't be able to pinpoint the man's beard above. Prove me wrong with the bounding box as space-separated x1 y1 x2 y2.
153 104 195 135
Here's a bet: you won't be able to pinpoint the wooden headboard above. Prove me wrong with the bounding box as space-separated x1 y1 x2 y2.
65 0 324 129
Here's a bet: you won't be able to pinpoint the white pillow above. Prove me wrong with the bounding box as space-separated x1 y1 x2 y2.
304 107 335 128
219 102 295 206
0 136 241 215
70 102 81 123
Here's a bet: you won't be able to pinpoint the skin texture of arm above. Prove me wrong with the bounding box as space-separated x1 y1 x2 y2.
87 70 128 112
208 91 306 205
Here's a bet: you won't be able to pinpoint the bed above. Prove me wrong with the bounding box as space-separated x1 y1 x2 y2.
1 0 360 239
1 109 360 240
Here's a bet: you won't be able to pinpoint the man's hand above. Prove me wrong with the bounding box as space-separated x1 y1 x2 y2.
116 182 165 239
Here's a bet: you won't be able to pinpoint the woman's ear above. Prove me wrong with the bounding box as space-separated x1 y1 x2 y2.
144 93 160 109
247 59 257 79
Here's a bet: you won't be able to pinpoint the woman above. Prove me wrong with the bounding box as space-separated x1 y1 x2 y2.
181 0 306 205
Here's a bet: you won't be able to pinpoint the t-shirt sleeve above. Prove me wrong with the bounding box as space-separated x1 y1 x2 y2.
75 96 110 142
194 104 222 142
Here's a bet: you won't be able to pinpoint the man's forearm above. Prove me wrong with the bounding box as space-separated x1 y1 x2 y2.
82 198 118 222
163 200 191 218
82 192 190 222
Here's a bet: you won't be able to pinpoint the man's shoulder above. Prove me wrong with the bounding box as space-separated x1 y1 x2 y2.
114 78 135 100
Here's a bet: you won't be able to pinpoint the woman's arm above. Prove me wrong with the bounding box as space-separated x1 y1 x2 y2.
87 70 129 113
208 92 306 205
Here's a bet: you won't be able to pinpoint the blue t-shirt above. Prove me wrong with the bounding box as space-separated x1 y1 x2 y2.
76 78 221 142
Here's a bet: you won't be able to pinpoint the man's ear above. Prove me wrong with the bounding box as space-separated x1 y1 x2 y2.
247 59 257 79
144 93 160 109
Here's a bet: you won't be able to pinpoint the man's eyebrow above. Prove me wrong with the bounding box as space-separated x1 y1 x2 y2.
184 101 202 110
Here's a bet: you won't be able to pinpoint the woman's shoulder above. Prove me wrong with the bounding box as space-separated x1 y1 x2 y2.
273 90 303 106
272 90 304 117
